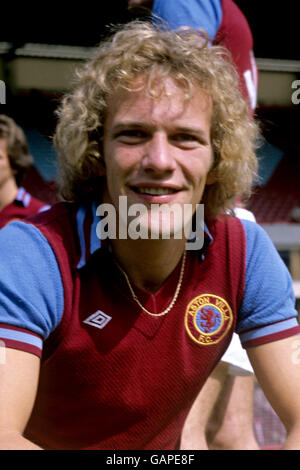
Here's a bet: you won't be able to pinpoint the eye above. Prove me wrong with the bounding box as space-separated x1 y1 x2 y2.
115 129 148 144
170 133 201 147
173 133 197 141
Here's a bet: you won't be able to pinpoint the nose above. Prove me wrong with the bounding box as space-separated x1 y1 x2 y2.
141 133 176 175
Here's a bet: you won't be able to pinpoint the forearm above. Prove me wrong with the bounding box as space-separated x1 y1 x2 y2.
0 430 42 450
0 348 42 450
248 337 300 451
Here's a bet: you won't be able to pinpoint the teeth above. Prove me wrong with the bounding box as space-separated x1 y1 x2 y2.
136 187 176 195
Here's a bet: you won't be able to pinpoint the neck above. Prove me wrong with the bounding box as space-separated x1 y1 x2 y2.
0 178 18 211
111 237 186 293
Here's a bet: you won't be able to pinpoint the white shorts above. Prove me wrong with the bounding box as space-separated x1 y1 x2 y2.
221 333 254 376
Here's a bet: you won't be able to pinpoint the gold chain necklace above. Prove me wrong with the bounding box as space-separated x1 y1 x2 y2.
116 251 186 317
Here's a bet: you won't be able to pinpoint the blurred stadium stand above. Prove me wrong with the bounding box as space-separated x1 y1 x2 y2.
22 129 58 205
24 128 57 182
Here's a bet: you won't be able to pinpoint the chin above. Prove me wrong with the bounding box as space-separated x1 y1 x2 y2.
128 210 187 241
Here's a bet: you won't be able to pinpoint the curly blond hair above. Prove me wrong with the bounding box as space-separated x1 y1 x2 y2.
54 20 259 218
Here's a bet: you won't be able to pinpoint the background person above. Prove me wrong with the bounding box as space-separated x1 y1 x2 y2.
0 115 49 229
128 0 258 114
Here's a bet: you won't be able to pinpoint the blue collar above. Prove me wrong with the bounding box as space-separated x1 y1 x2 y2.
75 202 214 269
14 187 31 207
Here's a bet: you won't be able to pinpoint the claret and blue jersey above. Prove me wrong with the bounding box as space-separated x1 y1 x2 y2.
153 0 258 112
0 201 298 449
0 0 296 450
0 187 50 229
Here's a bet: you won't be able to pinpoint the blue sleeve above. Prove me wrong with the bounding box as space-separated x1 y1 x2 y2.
0 221 64 339
152 0 222 41
237 220 299 344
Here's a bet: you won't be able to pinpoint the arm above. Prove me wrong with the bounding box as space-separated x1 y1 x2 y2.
0 221 64 449
248 335 300 449
0 347 42 449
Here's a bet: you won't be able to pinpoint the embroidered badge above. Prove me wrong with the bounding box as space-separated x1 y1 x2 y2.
185 294 233 345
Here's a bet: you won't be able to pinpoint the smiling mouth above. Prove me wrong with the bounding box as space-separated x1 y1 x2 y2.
132 187 179 196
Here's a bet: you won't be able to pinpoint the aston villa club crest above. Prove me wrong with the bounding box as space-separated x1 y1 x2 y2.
185 294 233 345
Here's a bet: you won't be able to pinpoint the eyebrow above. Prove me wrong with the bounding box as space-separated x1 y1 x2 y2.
110 122 149 134
173 126 209 138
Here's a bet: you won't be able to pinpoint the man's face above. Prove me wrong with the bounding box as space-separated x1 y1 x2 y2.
102 77 214 238
0 138 14 189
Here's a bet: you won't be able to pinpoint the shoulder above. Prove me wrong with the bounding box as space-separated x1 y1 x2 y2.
235 218 288 287
28 194 51 212
235 220 299 346
24 201 81 271
217 0 252 38
25 201 78 244
153 0 222 41
26 200 75 224
207 214 248 242
0 218 65 282
0 220 65 355
239 218 281 265
208 216 277 268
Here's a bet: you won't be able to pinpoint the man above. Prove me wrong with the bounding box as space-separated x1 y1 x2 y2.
128 0 260 449
0 21 299 450
0 114 49 229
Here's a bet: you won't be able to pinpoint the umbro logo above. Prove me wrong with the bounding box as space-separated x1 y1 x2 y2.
83 310 112 329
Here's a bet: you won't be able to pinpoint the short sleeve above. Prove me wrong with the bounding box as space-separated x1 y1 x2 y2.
0 221 64 357
237 219 300 348
152 0 222 42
